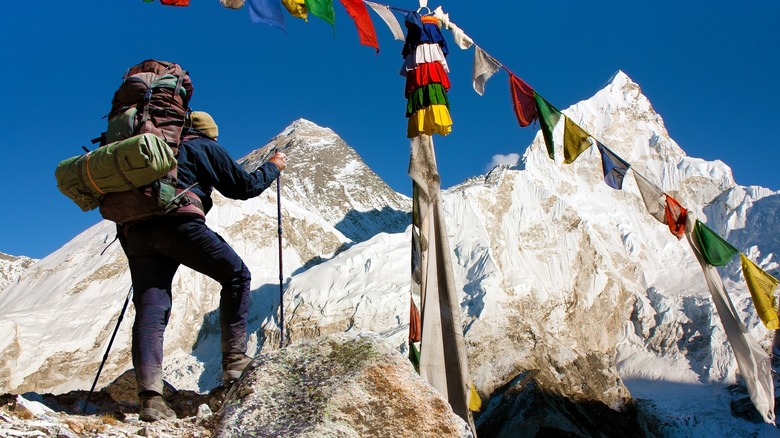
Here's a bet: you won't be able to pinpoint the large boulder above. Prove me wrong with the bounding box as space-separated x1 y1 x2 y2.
216 332 473 437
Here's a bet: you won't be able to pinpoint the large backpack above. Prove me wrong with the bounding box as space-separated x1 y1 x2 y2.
101 59 194 147
56 60 202 224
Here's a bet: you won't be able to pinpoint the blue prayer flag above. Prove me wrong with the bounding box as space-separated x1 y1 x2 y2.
248 0 287 31
597 141 630 189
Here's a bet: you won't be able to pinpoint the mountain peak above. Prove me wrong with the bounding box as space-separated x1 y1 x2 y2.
280 118 335 138
606 70 632 87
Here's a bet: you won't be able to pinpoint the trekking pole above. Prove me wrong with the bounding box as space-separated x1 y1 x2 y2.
277 172 285 349
83 285 133 414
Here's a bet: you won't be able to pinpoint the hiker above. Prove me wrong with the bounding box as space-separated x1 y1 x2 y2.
117 111 287 421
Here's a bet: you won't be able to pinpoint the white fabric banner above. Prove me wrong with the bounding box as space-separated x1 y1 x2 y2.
364 1 405 41
472 46 502 96
409 135 476 433
684 213 775 424
633 170 667 224
433 6 474 50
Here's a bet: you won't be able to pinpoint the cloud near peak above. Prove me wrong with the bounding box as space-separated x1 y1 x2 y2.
486 153 520 172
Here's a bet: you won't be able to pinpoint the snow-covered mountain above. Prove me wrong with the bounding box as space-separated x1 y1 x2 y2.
1 72 779 436
0 252 36 292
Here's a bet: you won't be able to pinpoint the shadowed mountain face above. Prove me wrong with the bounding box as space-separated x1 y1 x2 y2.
1 73 778 436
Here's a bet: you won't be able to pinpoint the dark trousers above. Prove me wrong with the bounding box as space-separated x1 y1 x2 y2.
119 216 250 394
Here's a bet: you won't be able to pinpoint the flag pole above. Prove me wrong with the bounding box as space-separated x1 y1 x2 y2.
277 171 285 348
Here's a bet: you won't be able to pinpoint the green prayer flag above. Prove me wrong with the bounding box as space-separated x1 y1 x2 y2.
304 0 335 26
693 220 738 266
563 116 592 164
534 92 561 160
409 342 420 373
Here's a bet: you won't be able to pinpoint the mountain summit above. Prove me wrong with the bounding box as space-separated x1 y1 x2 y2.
1 73 778 436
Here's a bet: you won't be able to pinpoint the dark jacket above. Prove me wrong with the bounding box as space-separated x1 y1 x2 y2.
177 136 280 214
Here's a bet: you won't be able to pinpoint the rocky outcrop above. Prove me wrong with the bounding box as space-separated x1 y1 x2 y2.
217 333 472 437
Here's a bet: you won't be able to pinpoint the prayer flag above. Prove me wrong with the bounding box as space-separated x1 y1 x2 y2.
684 214 775 424
563 116 592 164
633 171 666 224
409 134 476 431
468 384 482 412
365 1 404 41
534 93 561 160
741 254 780 330
472 46 502 96
282 0 308 19
247 0 287 30
340 0 379 52
509 74 536 127
432 6 474 50
596 142 630 189
220 0 245 8
664 195 687 239
693 220 738 266
409 299 422 343
304 0 335 26
160 0 189 5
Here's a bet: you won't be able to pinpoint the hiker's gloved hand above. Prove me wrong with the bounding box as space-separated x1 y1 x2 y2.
268 151 287 172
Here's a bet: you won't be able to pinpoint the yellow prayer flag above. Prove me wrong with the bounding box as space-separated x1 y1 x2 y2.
282 0 308 20
563 116 592 164
468 383 482 412
741 253 780 330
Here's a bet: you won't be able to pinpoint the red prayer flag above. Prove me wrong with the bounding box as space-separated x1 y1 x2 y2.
339 0 379 52
405 62 451 97
509 74 537 127
409 299 421 343
160 0 189 5
664 194 688 239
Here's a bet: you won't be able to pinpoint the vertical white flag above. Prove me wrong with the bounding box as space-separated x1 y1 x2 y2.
684 213 775 424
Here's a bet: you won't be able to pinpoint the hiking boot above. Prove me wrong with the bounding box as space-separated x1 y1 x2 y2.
222 353 252 383
139 392 177 422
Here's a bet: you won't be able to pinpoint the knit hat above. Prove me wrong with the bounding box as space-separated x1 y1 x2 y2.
190 111 219 139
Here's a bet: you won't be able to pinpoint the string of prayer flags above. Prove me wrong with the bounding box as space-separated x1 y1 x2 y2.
534 94 561 160
340 0 379 52
741 254 780 329
693 220 738 266
304 0 335 26
401 11 452 138
509 74 537 127
663 195 688 239
248 0 287 30
365 1 405 40
282 0 308 19
597 142 630 190
563 117 592 164
472 46 502 96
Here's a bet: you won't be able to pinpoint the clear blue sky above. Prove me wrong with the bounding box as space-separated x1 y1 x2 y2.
1 1 777 259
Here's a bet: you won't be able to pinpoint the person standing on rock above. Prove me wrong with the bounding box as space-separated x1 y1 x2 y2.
117 111 287 421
